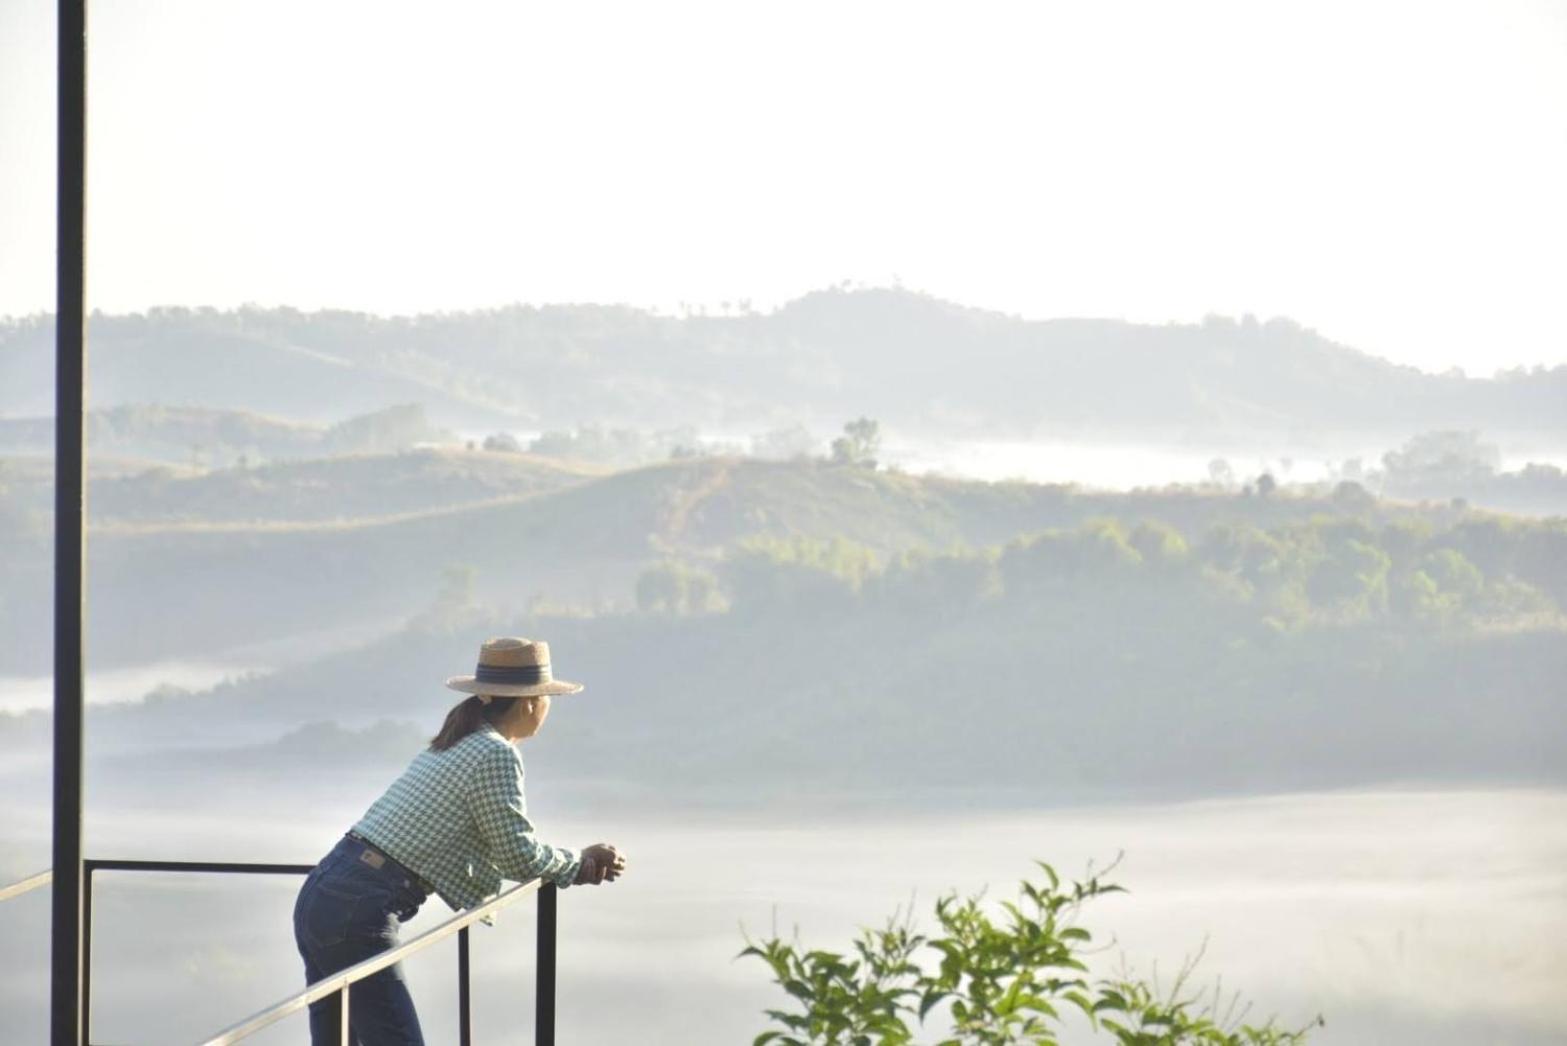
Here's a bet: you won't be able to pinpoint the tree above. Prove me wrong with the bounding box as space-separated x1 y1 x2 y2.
871 548 1001 608
635 561 720 615
754 424 820 461
1330 481 1375 512
1306 538 1390 618
742 861 1318 1045
722 536 876 614
483 431 523 453
636 565 683 613
324 404 438 455
830 417 881 469
1129 521 1189 568
1000 520 1143 595
1383 431 1499 485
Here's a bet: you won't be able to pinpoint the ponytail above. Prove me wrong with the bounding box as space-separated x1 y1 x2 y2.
429 694 523 751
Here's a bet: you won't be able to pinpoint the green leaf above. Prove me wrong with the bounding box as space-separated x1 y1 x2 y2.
1095 990 1128 1013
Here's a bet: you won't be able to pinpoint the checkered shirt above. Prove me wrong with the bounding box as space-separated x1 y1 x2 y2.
351 723 580 914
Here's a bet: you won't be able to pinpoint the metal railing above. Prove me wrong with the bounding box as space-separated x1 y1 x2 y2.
0 868 52 903
1 860 558 1045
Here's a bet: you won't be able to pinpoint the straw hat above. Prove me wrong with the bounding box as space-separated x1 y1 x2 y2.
445 637 584 699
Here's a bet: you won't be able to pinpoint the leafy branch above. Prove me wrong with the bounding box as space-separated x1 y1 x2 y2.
740 859 1320 1045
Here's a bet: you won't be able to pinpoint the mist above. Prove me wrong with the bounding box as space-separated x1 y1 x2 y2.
3 750 1565 1045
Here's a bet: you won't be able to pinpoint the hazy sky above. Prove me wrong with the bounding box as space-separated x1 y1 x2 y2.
1 0 1564 375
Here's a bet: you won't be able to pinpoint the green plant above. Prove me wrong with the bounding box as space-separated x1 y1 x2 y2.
740 861 1319 1045
830 417 882 469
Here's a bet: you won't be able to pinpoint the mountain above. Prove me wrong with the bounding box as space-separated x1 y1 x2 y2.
0 312 523 426
4 290 1563 442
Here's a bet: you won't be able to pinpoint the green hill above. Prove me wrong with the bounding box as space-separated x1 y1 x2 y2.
82 446 600 524
15 506 1563 808
0 456 1480 673
0 402 452 467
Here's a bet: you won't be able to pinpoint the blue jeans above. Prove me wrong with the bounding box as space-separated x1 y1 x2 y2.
293 834 430 1045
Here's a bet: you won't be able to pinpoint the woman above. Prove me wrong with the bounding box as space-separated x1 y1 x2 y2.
292 636 624 1045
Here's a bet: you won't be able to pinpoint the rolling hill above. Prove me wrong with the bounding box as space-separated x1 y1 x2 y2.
0 455 1468 673
5 290 1563 442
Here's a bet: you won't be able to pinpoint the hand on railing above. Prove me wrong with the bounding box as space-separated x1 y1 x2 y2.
574 843 626 885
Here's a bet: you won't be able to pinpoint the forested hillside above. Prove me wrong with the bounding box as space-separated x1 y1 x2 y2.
2 455 1536 673
3 501 1560 806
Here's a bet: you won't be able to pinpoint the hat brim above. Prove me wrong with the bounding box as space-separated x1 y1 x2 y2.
445 676 583 697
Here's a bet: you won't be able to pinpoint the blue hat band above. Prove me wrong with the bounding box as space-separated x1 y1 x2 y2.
474 663 550 685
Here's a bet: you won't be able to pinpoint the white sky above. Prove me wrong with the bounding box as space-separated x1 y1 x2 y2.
1 0 1564 375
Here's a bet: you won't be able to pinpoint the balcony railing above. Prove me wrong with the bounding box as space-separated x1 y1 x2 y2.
1 859 558 1045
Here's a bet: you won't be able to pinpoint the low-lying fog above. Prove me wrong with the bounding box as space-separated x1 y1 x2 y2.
3 786 1562 1044
461 426 1567 499
0 660 262 715
880 439 1567 490
0 617 403 714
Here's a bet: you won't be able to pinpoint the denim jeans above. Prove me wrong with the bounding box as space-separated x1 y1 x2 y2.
293 834 430 1045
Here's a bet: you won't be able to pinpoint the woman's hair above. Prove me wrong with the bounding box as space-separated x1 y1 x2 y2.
429 694 526 751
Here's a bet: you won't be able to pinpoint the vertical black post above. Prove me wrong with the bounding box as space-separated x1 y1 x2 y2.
457 926 471 1046
52 0 88 1043
80 864 94 1043
535 884 556 1046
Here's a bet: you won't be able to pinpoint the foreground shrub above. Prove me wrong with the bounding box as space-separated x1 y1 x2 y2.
740 861 1319 1045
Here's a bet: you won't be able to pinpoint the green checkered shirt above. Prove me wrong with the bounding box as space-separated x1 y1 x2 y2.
351 723 580 914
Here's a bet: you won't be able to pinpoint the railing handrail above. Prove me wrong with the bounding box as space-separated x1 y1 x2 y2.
91 858 317 875
4 860 557 1045
0 869 53 903
195 876 546 1045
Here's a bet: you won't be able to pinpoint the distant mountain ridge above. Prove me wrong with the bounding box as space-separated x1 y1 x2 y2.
2 288 1563 440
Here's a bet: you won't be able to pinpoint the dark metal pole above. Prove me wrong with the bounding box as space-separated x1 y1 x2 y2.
80 865 94 1043
51 0 88 1042
457 926 471 1046
535 884 556 1046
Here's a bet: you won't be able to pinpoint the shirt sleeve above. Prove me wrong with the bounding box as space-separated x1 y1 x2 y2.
467 742 581 890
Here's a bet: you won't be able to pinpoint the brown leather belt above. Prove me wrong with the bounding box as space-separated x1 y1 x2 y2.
345 830 434 895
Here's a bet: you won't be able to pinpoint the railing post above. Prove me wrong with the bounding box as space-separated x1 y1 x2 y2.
457 926 471 1046
339 984 350 1046
81 863 94 1043
536 884 556 1046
